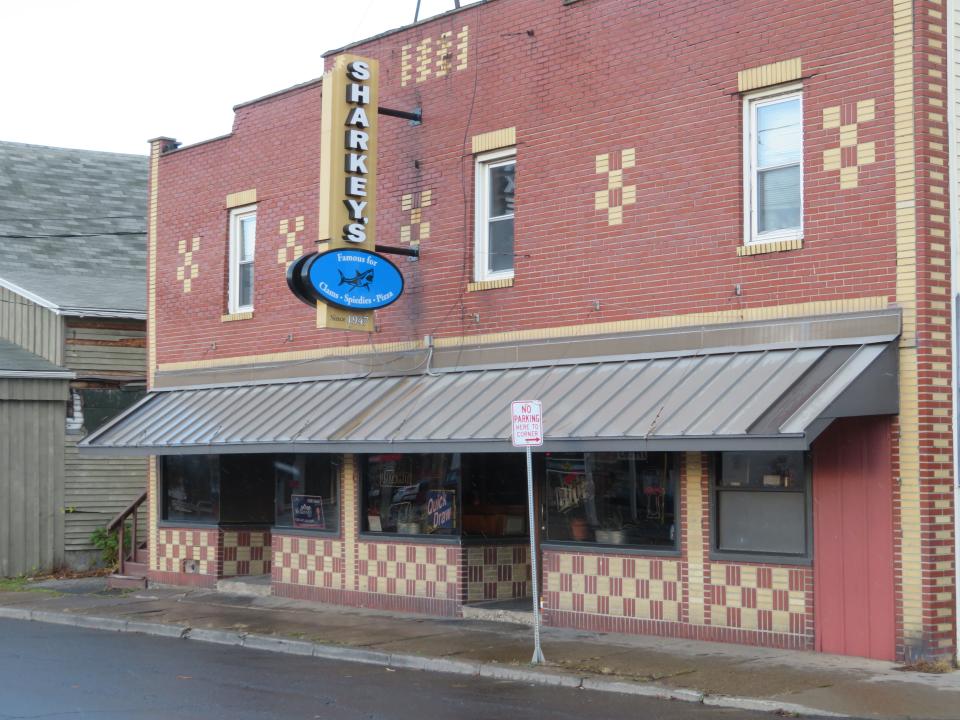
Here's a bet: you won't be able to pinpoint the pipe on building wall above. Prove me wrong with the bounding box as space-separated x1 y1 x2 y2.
945 0 960 665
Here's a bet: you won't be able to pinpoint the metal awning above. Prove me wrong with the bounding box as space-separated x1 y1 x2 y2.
79 337 898 455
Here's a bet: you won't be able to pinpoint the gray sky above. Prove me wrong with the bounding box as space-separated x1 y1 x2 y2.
2 0 477 156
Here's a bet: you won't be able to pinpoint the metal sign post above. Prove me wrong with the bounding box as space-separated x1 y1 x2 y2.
511 400 545 665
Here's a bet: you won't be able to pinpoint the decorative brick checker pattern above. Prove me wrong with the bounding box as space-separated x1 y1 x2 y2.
176 237 200 293
822 99 877 190
272 534 344 589
465 545 531 602
595 149 636 226
706 564 812 637
544 553 682 621
276 216 305 268
221 529 272 577
399 190 432 247
156 528 218 575
357 542 460 600
400 26 469 86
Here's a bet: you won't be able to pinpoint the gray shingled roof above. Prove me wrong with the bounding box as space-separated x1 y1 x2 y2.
0 338 71 376
0 141 148 317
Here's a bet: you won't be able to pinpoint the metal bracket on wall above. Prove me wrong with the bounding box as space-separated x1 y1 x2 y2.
378 106 422 126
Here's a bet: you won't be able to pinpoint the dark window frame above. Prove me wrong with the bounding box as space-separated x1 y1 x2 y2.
709 452 813 566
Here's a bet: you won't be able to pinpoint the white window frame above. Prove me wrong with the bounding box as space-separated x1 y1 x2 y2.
743 84 803 246
474 148 516 282
228 204 256 314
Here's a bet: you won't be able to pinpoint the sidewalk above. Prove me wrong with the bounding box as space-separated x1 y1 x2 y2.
1 578 958 719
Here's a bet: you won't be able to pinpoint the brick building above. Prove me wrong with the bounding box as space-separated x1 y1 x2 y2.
84 0 956 661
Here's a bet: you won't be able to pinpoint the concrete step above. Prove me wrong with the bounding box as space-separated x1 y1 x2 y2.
107 574 148 590
216 575 272 597
123 561 148 577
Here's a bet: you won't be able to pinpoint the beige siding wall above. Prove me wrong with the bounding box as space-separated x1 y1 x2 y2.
0 287 63 365
64 323 146 376
63 437 148 562
0 384 68 577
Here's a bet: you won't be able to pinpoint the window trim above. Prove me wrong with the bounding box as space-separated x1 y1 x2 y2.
474 148 516 282
228 204 256 314
709 452 813 566
742 84 804 247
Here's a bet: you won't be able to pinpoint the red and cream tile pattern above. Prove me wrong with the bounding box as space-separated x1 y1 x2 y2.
357 542 460 600
465 545 530 602
273 534 344 589
221 530 272 577
156 528 219 576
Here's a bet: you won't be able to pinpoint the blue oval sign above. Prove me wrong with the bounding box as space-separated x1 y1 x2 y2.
302 248 404 311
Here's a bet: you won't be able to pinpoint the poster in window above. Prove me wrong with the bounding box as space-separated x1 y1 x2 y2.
425 490 456 532
292 494 326 529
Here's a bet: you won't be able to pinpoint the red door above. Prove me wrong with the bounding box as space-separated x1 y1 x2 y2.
812 416 896 660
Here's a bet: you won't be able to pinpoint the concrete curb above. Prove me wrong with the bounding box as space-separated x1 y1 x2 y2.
0 608 847 718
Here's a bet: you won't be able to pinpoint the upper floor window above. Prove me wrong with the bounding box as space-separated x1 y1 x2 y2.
474 149 515 281
229 205 256 313
744 87 802 245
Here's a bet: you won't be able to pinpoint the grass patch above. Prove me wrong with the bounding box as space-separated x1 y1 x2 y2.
0 577 33 592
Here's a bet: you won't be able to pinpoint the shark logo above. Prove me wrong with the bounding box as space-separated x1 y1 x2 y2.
338 267 374 291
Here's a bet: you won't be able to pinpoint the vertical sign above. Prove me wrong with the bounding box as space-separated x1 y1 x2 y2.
511 399 546 664
317 54 379 331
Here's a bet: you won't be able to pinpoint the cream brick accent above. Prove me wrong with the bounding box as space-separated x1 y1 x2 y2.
472 127 516 154
595 149 637 226
686 452 706 625
221 311 254 323
737 238 803 256
343 455 357 592
467 278 514 292
226 189 257 208
737 57 802 92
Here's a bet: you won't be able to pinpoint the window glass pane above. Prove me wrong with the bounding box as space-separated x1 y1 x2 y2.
162 456 220 523
239 216 256 261
756 98 801 167
488 162 515 218
488 218 514 273
274 455 339 532
757 165 800 233
219 455 275 524
363 454 459 535
238 262 254 307
720 452 804 490
717 492 806 554
462 454 527 538
543 452 677 547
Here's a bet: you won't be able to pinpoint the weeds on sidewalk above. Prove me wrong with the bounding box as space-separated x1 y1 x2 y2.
897 659 954 674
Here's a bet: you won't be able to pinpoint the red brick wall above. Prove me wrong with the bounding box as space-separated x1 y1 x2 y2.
153 0 899 366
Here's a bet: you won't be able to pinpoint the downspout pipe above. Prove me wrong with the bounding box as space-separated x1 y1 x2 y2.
945 0 960 665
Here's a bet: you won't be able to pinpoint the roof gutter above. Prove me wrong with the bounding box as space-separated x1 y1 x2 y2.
0 370 75 380
0 278 146 320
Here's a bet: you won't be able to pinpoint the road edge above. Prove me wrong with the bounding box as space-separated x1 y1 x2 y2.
0 607 847 718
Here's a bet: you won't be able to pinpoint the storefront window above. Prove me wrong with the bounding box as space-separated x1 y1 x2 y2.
161 453 339 530
274 455 339 533
162 456 220 524
361 453 528 538
714 452 808 557
363 454 458 536
461 453 527 538
542 452 677 549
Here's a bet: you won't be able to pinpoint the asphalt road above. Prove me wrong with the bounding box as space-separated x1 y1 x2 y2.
0 618 771 720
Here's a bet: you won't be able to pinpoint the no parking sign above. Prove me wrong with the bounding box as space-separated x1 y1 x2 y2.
510 400 543 447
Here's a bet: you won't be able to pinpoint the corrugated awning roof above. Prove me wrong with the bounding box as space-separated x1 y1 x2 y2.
79 337 898 455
